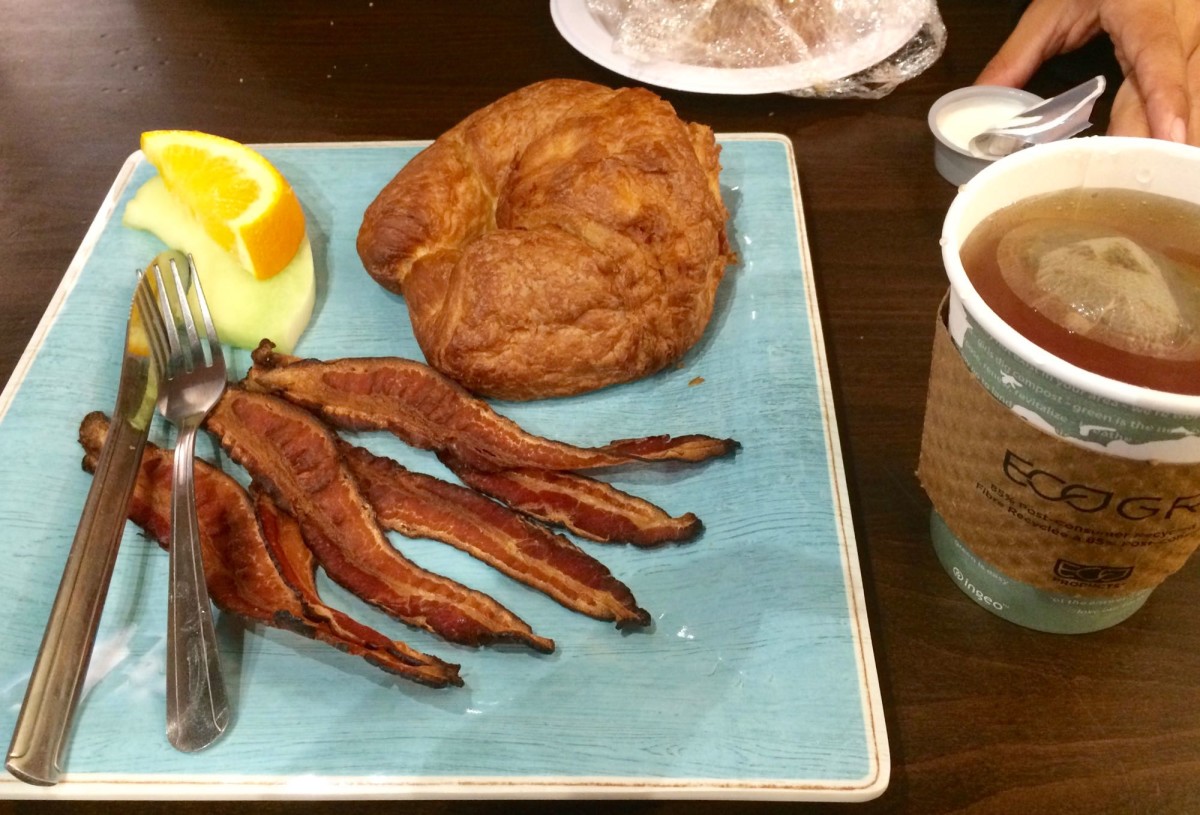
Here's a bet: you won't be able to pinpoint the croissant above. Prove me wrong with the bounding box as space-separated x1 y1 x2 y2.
356 79 734 401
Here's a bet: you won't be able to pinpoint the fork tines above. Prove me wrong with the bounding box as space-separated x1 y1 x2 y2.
151 255 222 374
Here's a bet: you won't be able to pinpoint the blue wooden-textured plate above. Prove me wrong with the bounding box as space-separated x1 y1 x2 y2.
0 136 887 800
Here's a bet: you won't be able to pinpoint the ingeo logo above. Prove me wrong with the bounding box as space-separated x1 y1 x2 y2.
952 567 1005 610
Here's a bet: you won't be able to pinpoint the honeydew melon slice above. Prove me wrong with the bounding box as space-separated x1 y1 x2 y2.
122 175 315 353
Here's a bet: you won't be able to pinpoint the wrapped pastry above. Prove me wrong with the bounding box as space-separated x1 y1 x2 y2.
586 0 946 98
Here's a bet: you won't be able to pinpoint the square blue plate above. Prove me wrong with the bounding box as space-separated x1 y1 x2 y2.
0 136 887 800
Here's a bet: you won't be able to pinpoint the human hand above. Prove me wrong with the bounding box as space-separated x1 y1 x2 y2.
976 0 1199 146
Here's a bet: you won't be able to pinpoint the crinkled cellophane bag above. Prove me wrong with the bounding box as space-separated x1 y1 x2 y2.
587 0 947 99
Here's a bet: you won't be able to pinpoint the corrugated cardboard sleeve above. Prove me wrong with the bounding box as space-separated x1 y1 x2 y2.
918 296 1200 596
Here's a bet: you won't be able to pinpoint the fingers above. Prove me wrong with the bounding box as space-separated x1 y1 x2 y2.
976 0 1102 87
1107 76 1153 138
979 0 1196 145
1189 51 1200 146
1100 0 1190 142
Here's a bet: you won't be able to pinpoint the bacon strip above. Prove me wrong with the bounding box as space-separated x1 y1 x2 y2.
341 441 650 628
204 387 554 653
251 487 462 686
244 341 738 473
600 435 737 462
78 411 461 688
439 456 703 547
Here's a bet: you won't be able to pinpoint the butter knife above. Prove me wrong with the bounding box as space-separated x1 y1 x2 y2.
5 271 160 786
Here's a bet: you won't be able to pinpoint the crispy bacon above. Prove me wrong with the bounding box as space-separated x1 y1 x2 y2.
340 441 650 628
78 411 461 688
252 487 463 686
600 435 737 461
439 456 702 547
245 341 738 473
204 387 555 653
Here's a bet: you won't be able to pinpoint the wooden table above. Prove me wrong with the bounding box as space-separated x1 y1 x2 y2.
1 2 1197 813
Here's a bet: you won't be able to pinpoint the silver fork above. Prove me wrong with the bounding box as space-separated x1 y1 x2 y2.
144 252 231 752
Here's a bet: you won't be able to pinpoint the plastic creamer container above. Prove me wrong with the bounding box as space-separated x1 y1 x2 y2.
928 86 1042 185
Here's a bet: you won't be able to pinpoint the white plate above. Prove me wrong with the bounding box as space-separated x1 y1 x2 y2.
551 0 922 95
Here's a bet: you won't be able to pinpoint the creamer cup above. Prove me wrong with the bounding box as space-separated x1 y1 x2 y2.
928 86 1043 185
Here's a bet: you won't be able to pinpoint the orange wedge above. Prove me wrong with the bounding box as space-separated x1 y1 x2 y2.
140 130 305 280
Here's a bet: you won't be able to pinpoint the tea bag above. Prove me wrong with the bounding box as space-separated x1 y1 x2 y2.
998 220 1199 359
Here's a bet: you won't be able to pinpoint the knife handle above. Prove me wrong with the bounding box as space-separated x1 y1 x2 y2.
5 420 146 786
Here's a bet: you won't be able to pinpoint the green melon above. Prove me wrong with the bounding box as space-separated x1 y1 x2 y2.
122 175 315 353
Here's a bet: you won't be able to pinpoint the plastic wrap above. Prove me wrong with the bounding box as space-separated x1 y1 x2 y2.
586 0 946 99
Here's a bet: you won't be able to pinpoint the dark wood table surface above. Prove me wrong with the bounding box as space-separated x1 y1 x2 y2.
2 2 1197 813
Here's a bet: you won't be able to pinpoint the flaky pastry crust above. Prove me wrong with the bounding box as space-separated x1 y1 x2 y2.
357 78 734 400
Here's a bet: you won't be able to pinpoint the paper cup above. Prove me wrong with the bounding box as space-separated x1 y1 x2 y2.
923 136 1200 633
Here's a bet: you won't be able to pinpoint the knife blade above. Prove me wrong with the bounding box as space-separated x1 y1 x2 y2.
5 271 159 787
